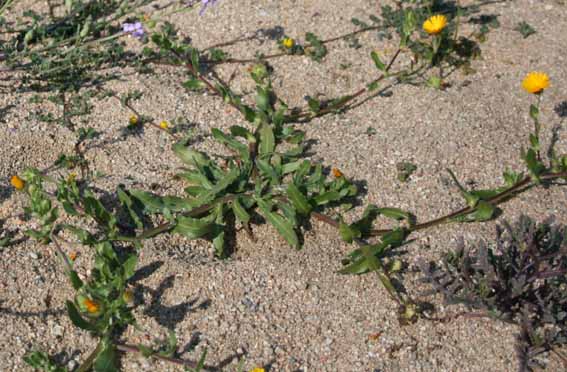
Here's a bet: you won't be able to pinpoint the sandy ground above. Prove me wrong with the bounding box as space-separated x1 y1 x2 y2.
1 0 567 371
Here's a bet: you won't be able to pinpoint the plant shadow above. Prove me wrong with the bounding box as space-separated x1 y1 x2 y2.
138 274 211 331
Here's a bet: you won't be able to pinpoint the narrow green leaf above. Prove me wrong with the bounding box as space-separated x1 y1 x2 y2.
231 198 251 224
83 195 115 230
129 190 164 214
380 229 407 247
256 86 271 112
451 201 497 222
190 48 200 74
339 222 361 243
211 128 249 160
377 208 412 222
66 301 95 331
182 78 204 91
94 341 118 372
255 197 299 248
258 123 275 156
122 255 138 279
339 243 387 275
371 51 386 71
162 196 193 212
313 191 342 205
172 142 210 168
69 271 83 290
523 148 545 182
307 98 320 113
229 125 256 143
256 159 280 184
117 187 144 229
286 183 312 215
529 104 539 120
173 215 215 239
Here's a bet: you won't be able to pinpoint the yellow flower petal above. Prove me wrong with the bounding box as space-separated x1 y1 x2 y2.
159 120 169 129
10 175 25 190
522 72 550 94
282 37 294 49
249 368 265 372
423 15 447 35
129 115 139 125
123 289 134 304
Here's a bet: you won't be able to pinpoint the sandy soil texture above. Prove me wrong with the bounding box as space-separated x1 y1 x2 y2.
1 0 567 371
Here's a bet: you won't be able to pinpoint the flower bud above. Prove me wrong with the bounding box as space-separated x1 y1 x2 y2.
10 175 25 190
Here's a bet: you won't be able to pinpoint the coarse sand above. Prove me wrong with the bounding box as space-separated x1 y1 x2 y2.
1 0 567 371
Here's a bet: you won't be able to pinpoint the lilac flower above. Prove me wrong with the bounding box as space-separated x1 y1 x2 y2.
184 0 220 15
122 22 145 39
199 0 219 15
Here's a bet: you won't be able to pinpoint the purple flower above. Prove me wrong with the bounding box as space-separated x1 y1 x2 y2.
122 22 145 39
184 0 220 15
199 0 219 15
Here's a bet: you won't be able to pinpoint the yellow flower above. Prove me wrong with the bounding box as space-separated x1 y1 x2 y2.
123 289 134 304
423 15 447 35
159 120 169 129
282 37 294 49
332 168 344 178
249 368 265 372
67 173 77 183
129 115 139 125
10 175 25 190
83 298 100 314
522 72 550 94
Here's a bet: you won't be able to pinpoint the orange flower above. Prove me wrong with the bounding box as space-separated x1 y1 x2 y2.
522 72 550 94
423 15 447 35
332 168 344 178
83 298 100 314
10 175 25 190
69 252 77 261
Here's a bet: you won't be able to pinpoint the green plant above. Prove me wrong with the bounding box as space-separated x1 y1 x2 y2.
3 0 567 371
515 21 536 39
127 69 357 257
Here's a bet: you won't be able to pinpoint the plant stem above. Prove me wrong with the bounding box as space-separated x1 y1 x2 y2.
285 48 402 121
201 25 382 65
116 194 240 242
76 341 102 372
311 172 567 238
115 343 218 371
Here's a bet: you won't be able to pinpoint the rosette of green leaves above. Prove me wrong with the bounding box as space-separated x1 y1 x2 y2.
129 76 357 257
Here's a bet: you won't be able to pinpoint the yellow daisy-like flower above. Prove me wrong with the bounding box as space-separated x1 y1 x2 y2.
10 175 25 190
159 120 169 129
282 37 295 49
423 15 447 35
123 289 134 304
83 298 100 314
129 115 139 125
249 368 265 372
332 168 344 178
522 72 550 94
